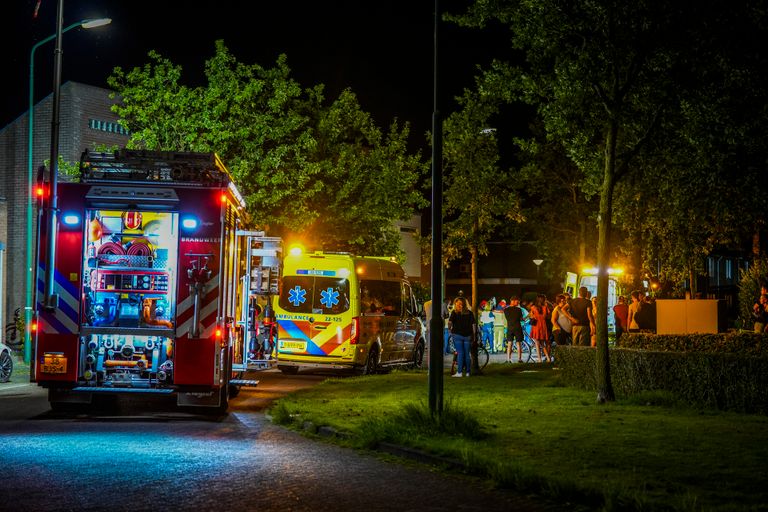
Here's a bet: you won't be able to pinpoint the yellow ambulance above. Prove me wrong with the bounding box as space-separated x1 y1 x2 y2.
274 250 425 374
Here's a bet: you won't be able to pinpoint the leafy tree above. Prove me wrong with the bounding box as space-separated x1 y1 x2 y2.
108 41 427 257
442 88 523 316
612 7 768 294
513 122 599 282
452 0 768 401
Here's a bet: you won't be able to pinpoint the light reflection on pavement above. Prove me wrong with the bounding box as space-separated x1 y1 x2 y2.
0 370 553 511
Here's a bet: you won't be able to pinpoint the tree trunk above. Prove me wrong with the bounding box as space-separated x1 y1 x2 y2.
753 231 760 258
689 266 696 297
470 244 481 374
596 121 617 404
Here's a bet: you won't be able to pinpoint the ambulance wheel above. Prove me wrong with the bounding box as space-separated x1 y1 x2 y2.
279 366 299 375
411 341 425 369
361 346 379 375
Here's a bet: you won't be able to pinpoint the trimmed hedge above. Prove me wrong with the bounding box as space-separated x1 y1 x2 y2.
556 345 768 414
616 331 768 355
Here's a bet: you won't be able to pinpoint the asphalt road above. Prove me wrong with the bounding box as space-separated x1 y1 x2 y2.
0 368 556 512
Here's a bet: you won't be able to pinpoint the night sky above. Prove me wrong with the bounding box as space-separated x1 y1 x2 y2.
3 1 510 153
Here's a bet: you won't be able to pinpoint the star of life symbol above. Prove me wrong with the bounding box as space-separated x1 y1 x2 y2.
320 287 339 309
288 285 307 307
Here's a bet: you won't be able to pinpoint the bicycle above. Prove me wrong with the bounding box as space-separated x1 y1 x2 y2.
3 308 24 351
515 328 558 364
448 332 490 375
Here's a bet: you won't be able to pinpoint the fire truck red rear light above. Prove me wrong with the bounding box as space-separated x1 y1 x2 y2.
215 328 222 338
220 193 227 204
349 317 359 344
36 186 44 197
31 321 38 332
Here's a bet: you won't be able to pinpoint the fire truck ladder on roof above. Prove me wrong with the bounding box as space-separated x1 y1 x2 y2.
79 149 235 187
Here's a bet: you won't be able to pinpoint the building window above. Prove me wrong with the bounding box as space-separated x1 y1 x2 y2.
88 119 129 135
725 259 733 281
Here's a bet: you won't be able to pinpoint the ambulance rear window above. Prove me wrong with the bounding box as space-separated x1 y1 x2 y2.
279 276 350 315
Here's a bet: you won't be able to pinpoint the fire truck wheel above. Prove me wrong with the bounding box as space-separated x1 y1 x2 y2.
197 386 228 416
228 383 240 398
49 401 89 413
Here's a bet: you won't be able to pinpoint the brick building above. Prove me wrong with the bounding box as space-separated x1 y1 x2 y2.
0 81 128 327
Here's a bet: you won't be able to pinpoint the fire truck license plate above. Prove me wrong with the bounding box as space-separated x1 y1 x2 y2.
280 341 306 351
42 353 67 374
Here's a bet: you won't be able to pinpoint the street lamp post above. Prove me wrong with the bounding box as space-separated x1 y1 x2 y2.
24 15 111 363
533 259 544 282
429 0 444 415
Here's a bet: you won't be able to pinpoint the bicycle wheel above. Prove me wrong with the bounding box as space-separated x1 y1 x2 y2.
477 344 490 370
519 338 533 363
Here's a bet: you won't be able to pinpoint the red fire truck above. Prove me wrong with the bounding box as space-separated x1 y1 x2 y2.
33 149 279 412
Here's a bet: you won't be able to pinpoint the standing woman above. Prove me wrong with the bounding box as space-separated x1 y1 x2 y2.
530 294 551 363
448 297 475 377
627 290 642 332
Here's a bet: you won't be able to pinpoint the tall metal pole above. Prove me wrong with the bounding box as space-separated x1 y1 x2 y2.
428 0 444 415
44 0 65 310
26 22 84 363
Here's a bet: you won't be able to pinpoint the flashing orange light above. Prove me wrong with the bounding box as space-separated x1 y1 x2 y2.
36 186 45 197
31 321 38 332
215 328 222 338
219 192 227 204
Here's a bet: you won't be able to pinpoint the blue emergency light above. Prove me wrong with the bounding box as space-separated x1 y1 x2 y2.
62 212 81 226
181 216 199 230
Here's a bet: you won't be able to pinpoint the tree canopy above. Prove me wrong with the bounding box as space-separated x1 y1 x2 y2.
108 41 427 257
451 0 768 400
442 88 523 312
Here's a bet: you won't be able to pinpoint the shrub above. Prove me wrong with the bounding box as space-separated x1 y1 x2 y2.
617 332 767 356
557 345 768 414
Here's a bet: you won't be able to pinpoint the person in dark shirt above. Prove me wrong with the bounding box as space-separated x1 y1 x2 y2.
569 286 592 346
636 296 657 332
448 297 475 377
503 296 527 363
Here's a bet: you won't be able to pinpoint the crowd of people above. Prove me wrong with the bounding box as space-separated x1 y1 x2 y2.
437 286 660 377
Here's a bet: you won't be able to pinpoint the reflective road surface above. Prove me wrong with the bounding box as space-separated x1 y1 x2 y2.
0 371 555 512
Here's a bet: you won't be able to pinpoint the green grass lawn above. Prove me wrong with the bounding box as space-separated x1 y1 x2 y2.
271 363 768 511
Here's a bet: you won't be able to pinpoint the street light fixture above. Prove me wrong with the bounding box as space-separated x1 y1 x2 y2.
24 16 111 363
533 259 544 282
